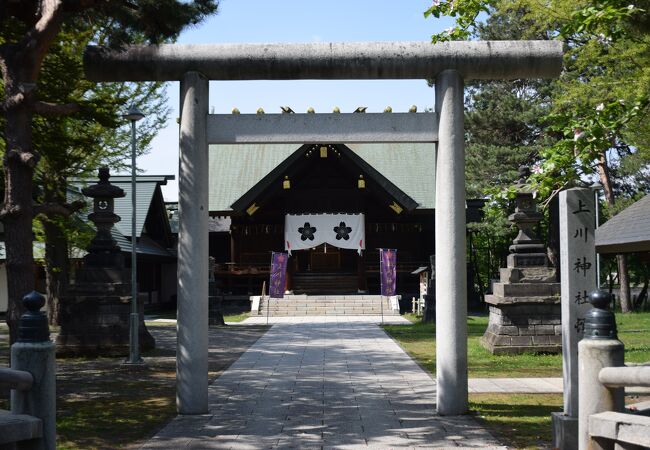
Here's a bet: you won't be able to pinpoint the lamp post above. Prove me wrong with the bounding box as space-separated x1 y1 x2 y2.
592 181 603 288
124 106 145 365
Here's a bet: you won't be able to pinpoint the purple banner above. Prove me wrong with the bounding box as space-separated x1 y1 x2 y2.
380 248 397 297
269 252 288 299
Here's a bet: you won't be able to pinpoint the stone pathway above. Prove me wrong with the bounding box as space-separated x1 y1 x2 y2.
469 377 562 394
142 317 504 449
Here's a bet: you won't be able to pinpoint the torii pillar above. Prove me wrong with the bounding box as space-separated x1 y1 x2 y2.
435 69 467 414
84 41 562 415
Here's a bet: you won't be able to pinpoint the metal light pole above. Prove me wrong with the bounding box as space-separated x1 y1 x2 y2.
592 181 603 288
124 106 145 365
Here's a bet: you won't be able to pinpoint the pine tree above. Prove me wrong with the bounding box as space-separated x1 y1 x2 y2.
464 7 558 289
0 0 218 343
29 21 169 326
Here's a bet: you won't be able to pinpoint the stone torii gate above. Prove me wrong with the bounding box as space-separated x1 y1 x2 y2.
84 41 562 416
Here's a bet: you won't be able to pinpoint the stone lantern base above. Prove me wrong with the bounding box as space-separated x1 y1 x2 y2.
481 266 561 355
56 274 155 356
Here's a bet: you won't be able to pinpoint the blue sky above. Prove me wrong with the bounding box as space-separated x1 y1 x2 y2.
137 1 454 200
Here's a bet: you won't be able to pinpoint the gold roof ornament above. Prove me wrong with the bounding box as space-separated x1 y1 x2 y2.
354 106 367 113
389 201 403 214
256 107 265 114
231 107 240 114
384 106 392 113
409 105 417 113
307 106 315 113
332 106 341 113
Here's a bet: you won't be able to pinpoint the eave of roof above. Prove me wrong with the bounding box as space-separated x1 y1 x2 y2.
209 142 435 213
595 195 650 254
70 175 174 238
230 144 419 213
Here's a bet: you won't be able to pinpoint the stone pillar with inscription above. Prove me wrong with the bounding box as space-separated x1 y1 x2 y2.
481 167 562 354
551 187 596 450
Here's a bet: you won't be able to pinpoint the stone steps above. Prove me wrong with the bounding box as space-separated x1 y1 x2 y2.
255 295 400 316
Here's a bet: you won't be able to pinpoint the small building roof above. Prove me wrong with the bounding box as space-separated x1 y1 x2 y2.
71 175 173 238
208 143 436 214
595 195 650 254
0 175 176 262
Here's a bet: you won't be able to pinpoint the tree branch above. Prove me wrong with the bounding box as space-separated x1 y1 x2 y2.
4 149 40 168
18 0 67 80
34 101 81 117
0 93 26 111
0 204 23 220
34 200 85 218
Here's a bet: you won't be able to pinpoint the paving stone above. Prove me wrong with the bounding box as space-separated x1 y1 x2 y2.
143 316 506 448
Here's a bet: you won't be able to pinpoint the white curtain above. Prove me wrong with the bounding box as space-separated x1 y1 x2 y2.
285 213 365 255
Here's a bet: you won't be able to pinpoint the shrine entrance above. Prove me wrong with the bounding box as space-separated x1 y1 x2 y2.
84 40 562 417
218 142 428 295
307 245 341 272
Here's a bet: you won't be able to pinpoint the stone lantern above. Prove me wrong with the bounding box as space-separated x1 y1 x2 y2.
56 168 155 356
79 167 126 276
481 166 562 354
507 167 547 268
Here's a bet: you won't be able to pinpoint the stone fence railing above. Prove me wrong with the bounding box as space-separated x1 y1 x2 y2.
0 367 43 448
0 292 56 450
579 290 650 450
588 366 650 449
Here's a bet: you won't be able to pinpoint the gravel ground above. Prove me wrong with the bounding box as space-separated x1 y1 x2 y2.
0 321 270 449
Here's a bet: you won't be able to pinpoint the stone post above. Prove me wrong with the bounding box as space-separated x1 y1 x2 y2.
578 290 624 450
177 71 209 414
553 187 597 448
435 69 468 415
11 291 56 450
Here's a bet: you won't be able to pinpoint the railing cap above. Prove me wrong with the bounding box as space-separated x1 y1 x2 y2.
584 289 617 340
18 291 50 343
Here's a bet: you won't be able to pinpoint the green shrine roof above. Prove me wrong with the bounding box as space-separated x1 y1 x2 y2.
208 143 436 213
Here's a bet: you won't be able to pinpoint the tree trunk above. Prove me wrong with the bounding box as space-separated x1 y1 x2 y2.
634 275 648 310
617 254 632 313
42 214 69 326
547 195 560 281
3 77 37 344
40 174 70 326
596 153 633 313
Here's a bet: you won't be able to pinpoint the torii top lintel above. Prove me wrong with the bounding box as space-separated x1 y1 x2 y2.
84 41 562 82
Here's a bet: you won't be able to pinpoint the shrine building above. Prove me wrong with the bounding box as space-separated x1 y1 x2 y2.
208 132 439 298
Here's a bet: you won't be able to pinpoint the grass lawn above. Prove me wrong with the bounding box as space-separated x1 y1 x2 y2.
147 311 250 323
384 312 650 449
223 312 250 322
384 315 562 378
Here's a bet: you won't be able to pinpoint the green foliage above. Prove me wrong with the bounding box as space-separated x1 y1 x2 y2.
426 0 650 304
463 9 559 289
0 1 217 327
533 97 648 199
564 0 649 39
21 21 170 259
